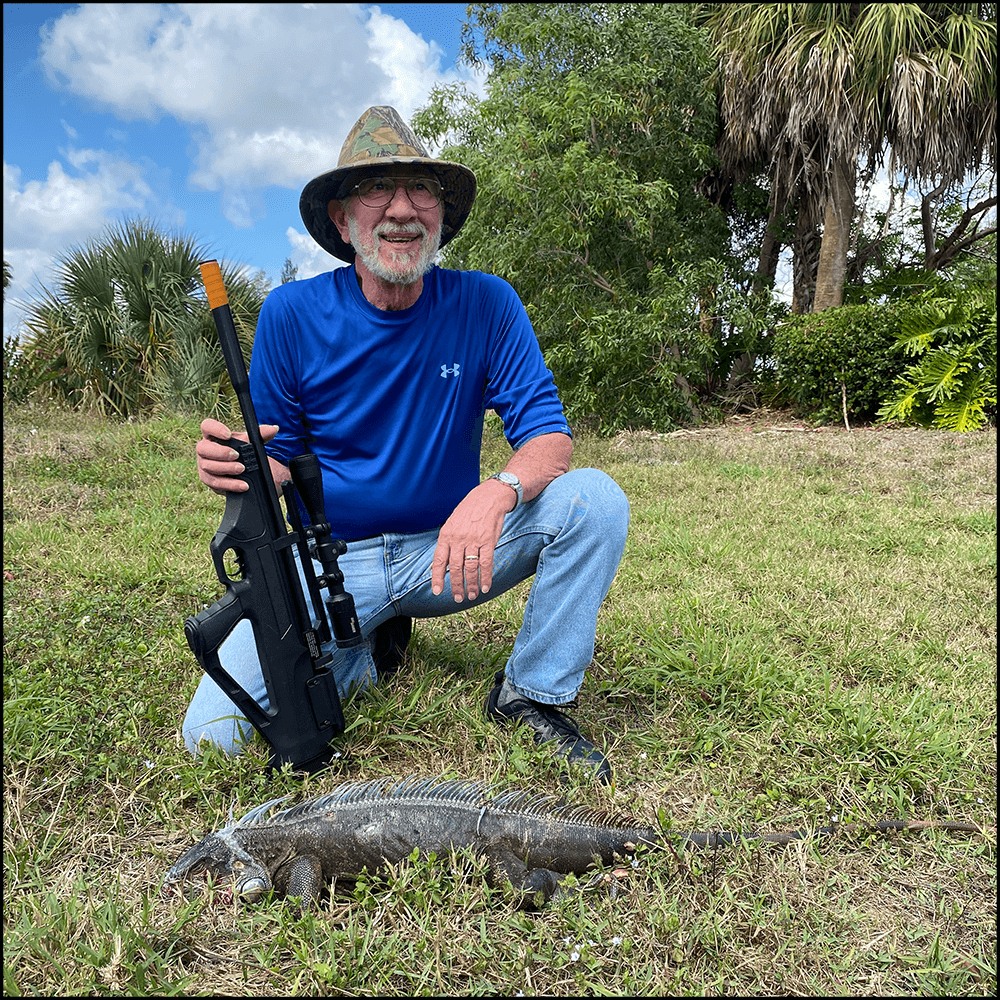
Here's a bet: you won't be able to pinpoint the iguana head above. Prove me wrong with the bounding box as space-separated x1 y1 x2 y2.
161 830 272 902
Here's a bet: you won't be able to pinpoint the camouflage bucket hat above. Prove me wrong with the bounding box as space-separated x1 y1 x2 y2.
299 105 477 263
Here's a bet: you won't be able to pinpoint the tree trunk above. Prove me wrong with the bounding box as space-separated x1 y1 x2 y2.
791 203 819 315
754 202 783 295
813 155 856 312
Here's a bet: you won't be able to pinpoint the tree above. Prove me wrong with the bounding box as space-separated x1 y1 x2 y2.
19 219 264 418
843 168 996 298
918 170 997 272
280 257 298 284
416 3 752 431
701 2 997 311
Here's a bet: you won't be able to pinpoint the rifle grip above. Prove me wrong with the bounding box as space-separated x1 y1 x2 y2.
184 587 245 660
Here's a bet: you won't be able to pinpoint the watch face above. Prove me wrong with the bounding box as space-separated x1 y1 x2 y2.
491 471 521 504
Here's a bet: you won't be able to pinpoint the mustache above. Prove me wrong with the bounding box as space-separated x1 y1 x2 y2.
374 222 428 240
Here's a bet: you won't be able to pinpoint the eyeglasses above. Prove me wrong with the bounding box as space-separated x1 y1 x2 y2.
349 175 444 210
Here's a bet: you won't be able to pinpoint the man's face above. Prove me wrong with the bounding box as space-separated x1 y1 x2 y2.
331 172 444 285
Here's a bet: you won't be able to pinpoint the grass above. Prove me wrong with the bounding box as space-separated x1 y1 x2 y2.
3 402 996 997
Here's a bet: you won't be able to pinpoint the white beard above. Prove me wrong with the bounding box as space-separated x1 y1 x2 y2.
348 217 442 285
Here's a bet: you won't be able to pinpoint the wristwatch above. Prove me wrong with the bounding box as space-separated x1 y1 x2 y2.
488 470 523 509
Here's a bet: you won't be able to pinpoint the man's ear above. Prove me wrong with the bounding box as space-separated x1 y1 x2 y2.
328 200 350 243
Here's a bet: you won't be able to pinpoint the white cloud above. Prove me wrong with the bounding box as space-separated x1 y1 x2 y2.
191 127 345 202
365 6 453 112
285 225 345 280
3 154 160 338
36 3 479 194
5 155 147 240
4 2 483 339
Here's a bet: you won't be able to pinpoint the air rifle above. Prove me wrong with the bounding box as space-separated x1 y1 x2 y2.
184 260 363 773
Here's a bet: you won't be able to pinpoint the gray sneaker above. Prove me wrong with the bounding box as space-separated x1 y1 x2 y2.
485 671 612 784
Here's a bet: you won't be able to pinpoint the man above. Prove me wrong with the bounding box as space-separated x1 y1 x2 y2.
185 106 629 783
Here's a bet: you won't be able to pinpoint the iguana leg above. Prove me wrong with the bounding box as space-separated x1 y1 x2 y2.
275 855 324 906
482 846 562 910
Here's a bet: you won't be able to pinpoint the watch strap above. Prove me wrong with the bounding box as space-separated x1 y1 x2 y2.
488 471 522 508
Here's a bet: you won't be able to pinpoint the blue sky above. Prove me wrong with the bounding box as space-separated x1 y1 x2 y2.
3 3 484 339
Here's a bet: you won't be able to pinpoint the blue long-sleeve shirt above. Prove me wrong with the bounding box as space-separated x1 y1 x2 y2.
249 264 572 541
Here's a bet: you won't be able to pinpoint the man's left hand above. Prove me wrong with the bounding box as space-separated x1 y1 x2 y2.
431 481 515 602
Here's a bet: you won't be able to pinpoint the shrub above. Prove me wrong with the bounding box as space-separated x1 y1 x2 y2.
877 285 996 432
2 335 59 405
772 302 915 424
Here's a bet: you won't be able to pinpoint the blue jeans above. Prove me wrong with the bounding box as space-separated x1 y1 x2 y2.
182 468 629 755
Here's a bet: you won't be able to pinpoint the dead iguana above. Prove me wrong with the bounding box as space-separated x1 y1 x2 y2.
161 774 984 909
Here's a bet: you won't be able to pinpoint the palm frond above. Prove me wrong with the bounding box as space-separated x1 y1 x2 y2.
18 218 267 418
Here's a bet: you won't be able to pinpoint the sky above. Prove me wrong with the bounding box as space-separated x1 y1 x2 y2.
3 2 486 340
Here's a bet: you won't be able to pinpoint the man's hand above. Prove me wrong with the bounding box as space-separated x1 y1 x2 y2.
431 433 573 602
195 418 285 494
431 480 515 602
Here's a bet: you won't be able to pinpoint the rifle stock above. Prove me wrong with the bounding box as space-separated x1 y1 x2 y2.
185 260 361 773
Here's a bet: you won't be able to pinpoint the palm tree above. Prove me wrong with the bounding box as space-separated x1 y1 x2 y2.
701 2 996 311
20 219 265 417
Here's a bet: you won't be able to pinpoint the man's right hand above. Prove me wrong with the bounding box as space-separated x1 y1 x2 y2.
195 418 280 494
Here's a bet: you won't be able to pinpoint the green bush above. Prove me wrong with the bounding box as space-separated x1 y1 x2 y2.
2 335 59 405
877 284 996 432
772 302 915 424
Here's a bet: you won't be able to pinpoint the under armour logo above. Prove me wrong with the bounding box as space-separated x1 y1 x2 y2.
440 363 461 378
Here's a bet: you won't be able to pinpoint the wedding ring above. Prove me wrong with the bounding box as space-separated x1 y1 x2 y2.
464 554 479 561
